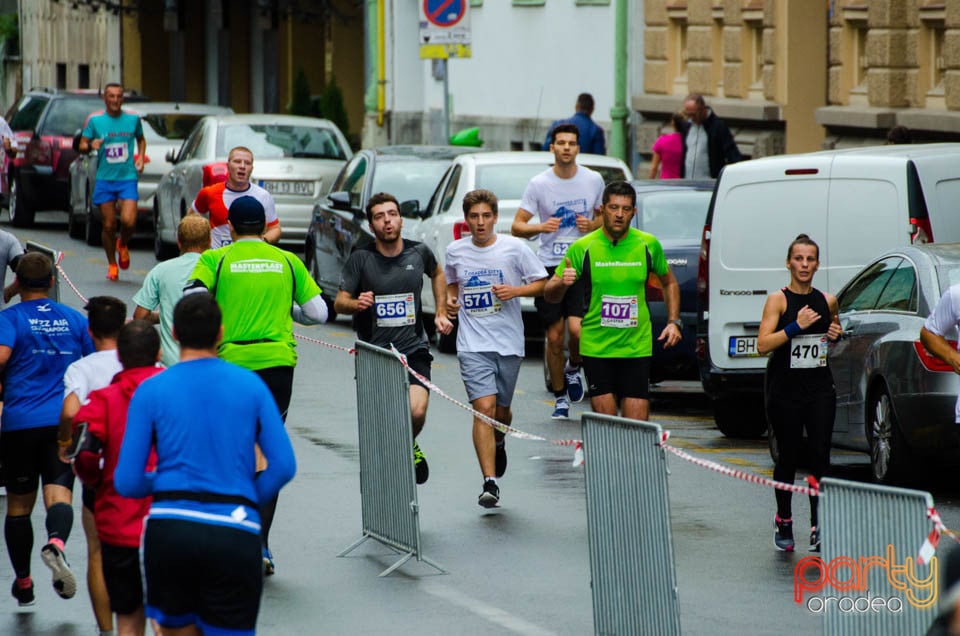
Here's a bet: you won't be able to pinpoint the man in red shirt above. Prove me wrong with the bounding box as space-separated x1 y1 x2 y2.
191 146 281 248
72 320 162 636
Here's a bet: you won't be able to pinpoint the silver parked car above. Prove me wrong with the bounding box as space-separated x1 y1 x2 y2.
153 113 351 258
828 243 960 483
68 102 233 245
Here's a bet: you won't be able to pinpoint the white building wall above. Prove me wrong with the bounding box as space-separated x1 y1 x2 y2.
384 1 620 150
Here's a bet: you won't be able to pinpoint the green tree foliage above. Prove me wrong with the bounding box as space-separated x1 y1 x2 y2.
316 77 349 139
0 14 18 56
288 67 313 117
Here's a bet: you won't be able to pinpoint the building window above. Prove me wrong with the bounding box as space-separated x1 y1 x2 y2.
575 0 610 4
512 0 545 5
667 16 688 94
470 0 482 6
919 18 946 108
56 63 66 90
78 64 89 89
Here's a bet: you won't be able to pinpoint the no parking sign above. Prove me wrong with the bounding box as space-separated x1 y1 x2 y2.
419 0 472 59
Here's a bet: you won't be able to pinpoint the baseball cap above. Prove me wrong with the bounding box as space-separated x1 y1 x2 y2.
228 196 266 231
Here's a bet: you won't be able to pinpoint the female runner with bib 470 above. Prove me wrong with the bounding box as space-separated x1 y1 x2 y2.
757 234 842 553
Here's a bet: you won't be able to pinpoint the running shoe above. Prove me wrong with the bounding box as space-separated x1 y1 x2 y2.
263 547 275 577
809 526 821 553
41 543 76 599
106 264 119 281
10 580 34 607
774 516 795 552
495 439 507 478
413 441 429 485
565 366 585 403
478 480 500 508
116 239 130 270
551 396 570 420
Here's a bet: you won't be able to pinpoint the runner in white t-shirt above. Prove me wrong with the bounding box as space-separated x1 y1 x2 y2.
511 122 604 419
445 189 547 509
55 296 126 636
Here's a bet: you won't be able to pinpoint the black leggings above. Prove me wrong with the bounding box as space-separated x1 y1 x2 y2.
768 382 835 526
254 366 294 550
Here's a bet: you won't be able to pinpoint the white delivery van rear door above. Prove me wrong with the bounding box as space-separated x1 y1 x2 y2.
825 157 906 294
707 155 832 371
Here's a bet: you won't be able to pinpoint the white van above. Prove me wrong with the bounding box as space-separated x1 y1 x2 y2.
698 143 960 437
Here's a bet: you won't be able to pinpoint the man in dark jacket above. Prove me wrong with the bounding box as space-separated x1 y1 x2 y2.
680 93 742 178
542 93 606 155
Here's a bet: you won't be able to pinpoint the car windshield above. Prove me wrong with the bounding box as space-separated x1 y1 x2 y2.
41 98 102 137
216 124 347 160
634 191 711 241
7 95 48 131
370 160 452 207
141 113 207 142
476 163 551 200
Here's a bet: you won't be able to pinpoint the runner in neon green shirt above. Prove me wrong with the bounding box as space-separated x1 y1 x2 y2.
544 181 681 421
184 196 327 575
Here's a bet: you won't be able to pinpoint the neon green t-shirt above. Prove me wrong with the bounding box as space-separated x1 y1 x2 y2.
561 227 668 358
189 239 322 370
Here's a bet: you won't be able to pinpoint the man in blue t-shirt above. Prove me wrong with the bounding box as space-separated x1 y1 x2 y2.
80 83 146 282
0 252 95 606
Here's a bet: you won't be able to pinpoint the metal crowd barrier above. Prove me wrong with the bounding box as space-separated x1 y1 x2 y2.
581 413 681 635
337 341 445 577
818 477 938 635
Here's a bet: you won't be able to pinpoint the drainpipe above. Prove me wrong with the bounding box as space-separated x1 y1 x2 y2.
364 0 377 117
377 0 385 126
609 0 628 162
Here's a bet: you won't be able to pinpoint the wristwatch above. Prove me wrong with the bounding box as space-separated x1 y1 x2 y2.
668 319 683 330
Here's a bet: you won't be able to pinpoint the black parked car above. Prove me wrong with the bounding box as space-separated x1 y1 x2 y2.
630 179 715 384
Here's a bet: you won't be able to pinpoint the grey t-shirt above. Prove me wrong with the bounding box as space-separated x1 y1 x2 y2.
519 166 604 267
0 230 23 306
339 239 438 355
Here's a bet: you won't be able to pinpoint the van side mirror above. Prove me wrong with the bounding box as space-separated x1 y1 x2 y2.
399 199 421 219
72 130 82 154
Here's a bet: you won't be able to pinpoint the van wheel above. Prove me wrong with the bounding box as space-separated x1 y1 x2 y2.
714 396 766 438
868 387 909 484
9 177 35 228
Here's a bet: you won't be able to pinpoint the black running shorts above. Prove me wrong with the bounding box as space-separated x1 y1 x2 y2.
535 266 587 325
143 517 262 632
405 348 433 390
101 542 144 615
581 356 652 400
0 426 74 495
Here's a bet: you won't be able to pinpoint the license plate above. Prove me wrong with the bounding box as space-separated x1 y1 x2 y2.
261 180 313 196
729 336 765 358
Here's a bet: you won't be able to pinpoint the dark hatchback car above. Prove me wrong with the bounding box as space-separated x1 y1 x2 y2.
827 243 960 484
4 88 146 227
630 180 715 383
304 145 482 316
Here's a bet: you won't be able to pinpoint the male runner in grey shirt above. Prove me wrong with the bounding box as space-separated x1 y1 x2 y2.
0 229 24 305
335 192 453 485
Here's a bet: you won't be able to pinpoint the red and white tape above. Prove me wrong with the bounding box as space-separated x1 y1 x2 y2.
52 256 960 555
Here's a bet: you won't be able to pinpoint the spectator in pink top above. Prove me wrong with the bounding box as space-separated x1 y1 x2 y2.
648 113 685 180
